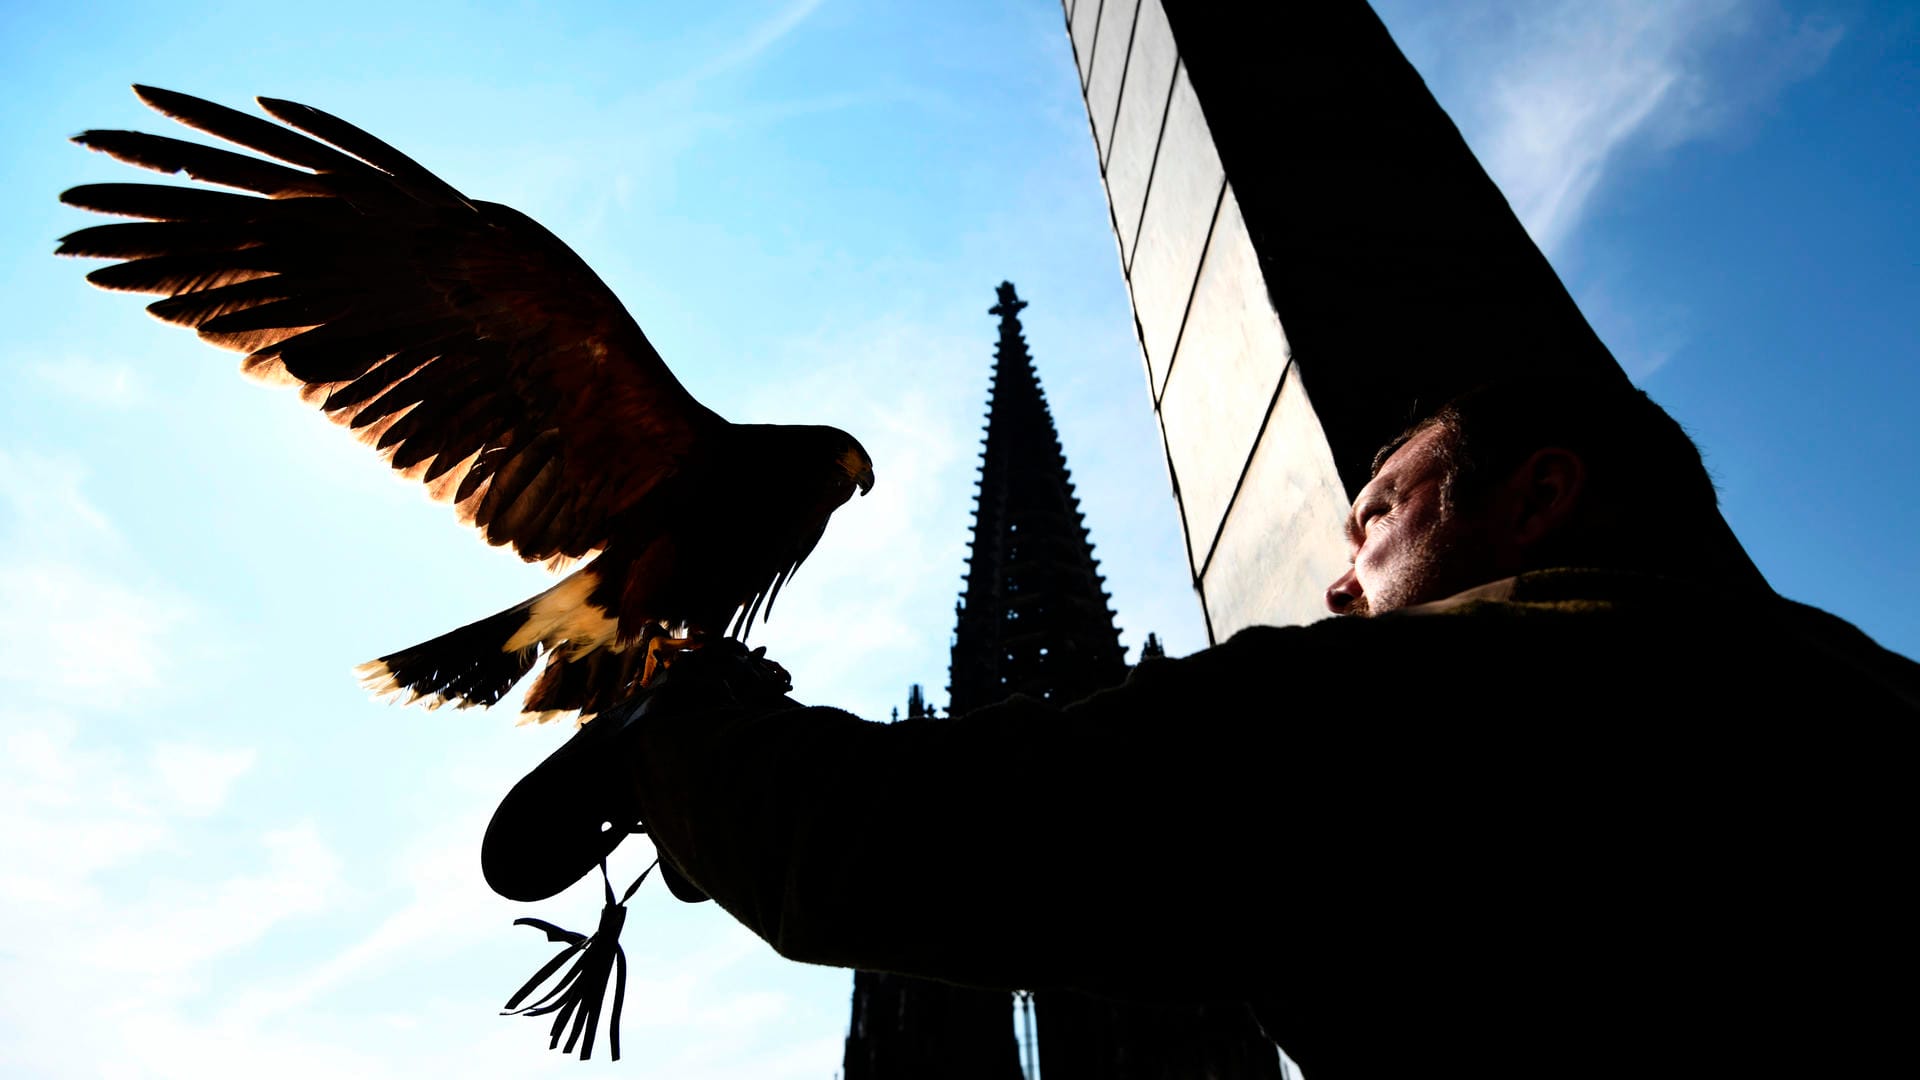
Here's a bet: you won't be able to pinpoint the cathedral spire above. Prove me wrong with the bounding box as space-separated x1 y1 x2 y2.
950 282 1126 1077
950 282 1126 714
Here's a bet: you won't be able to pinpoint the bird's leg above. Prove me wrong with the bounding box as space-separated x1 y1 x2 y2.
640 622 706 687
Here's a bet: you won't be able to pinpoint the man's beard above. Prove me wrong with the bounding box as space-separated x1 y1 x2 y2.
1355 514 1484 617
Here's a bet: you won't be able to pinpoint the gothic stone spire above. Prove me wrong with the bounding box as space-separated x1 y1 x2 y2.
949 282 1127 715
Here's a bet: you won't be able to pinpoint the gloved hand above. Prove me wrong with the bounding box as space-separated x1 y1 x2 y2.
640 638 795 904
647 638 794 710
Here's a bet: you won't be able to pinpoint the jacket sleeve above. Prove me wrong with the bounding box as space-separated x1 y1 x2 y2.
623 622 1376 1001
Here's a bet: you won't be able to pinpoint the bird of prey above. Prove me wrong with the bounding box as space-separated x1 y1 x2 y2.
59 86 874 722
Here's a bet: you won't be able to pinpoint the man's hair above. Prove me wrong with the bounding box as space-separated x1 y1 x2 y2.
1375 376 1721 543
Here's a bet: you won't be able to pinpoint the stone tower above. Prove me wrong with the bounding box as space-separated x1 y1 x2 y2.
949 281 1128 714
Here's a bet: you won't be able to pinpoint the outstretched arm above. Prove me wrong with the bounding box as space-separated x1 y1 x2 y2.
622 624 1352 1001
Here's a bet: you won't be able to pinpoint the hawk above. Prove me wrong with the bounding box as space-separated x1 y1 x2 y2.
59 86 874 722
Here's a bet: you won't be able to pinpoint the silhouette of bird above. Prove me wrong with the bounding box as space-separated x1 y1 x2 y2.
58 85 874 722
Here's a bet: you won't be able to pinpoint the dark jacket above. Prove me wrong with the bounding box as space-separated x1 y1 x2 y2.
627 570 1916 1078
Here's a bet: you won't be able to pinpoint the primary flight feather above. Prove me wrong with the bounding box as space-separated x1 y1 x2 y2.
59 85 874 722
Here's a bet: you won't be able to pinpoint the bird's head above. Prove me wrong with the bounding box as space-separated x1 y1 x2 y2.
746 424 874 497
836 432 876 496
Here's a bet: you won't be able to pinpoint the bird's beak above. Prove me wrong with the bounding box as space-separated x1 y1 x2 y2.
856 466 875 496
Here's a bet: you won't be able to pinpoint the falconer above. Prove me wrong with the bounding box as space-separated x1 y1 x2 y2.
619 376 1915 1078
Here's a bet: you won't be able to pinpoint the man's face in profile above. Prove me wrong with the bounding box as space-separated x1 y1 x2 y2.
1325 425 1497 617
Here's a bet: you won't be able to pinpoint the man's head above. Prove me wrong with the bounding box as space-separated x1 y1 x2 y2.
1325 377 1728 616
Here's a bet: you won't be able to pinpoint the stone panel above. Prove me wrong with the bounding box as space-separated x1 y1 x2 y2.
1104 0 1177 262
1127 63 1223 397
1157 188 1290 573
1070 0 1103 88
1202 363 1351 636
1086 0 1140 161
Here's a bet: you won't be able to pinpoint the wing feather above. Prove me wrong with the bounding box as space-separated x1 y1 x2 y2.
85 251 280 294
418 398 515 479
322 347 436 411
377 374 495 460
255 94 474 208
134 85 389 178
199 294 357 335
71 129 331 197
147 276 300 327
274 318 471 384
57 220 269 258
456 444 511 505
477 432 562 530
62 181 272 222
347 349 480 427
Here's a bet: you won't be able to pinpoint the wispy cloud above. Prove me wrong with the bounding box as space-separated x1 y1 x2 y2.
469 0 858 281
216 809 512 1027
1381 0 1844 255
150 743 259 816
0 562 184 707
0 448 113 541
678 0 829 90
0 709 343 1076
0 450 190 708
25 354 144 409
77 821 343 980
1566 269 1693 379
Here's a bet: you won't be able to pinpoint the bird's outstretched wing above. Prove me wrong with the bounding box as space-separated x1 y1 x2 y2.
58 85 724 566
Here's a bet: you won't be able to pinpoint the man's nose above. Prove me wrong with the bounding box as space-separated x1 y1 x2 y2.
1325 567 1363 614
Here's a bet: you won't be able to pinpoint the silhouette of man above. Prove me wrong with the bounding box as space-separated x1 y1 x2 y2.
618 377 1915 1079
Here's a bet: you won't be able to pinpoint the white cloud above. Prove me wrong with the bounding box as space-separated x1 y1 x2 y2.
1566 270 1693 380
1380 0 1844 255
0 448 195 709
0 714 275 933
0 451 164 740
685 0 829 88
0 704 347 1078
26 354 144 409
0 448 113 541
0 713 178 893
217 811 509 1026
0 561 184 708
78 822 343 980
89 1014 398 1080
206 798 836 1068
150 743 260 816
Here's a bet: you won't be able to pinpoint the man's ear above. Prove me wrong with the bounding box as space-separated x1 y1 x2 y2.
1510 447 1586 548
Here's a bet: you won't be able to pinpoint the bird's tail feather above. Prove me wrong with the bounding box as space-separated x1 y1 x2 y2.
521 640 653 721
357 597 543 712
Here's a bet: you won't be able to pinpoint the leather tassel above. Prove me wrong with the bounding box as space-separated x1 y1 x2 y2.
502 859 656 1061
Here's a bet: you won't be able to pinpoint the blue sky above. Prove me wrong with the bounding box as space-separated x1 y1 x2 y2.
0 1 1913 1077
